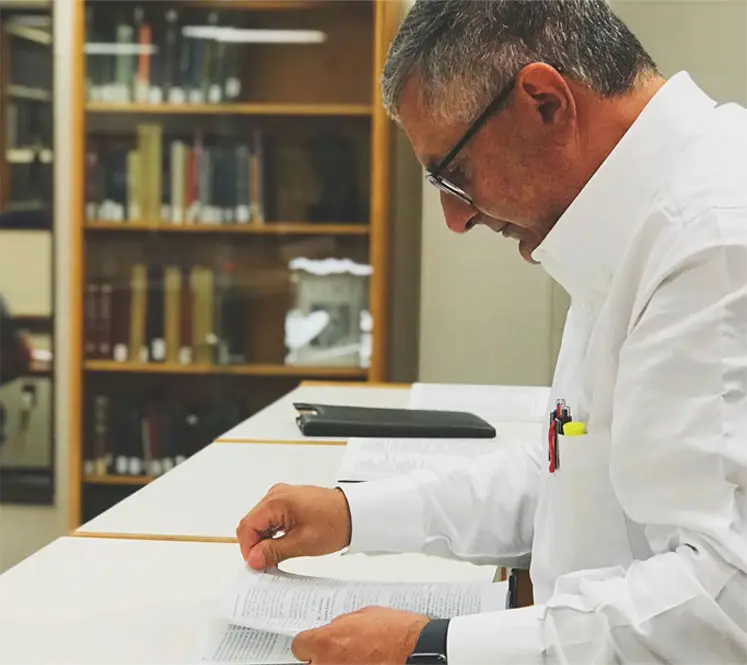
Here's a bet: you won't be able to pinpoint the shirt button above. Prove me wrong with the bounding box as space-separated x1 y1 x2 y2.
581 301 593 313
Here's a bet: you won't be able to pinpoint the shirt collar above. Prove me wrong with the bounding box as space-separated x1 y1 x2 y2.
531 71 717 301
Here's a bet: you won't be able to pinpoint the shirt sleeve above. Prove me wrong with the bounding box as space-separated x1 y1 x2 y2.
341 435 542 567
446 217 747 664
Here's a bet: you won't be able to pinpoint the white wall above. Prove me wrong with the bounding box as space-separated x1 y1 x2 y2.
614 0 747 105
418 189 556 385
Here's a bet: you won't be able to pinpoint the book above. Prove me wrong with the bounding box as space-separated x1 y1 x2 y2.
85 127 269 226
85 4 244 105
83 396 246 479
85 260 247 367
198 568 507 663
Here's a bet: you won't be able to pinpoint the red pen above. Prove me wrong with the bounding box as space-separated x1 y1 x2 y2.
549 399 571 472
548 417 557 473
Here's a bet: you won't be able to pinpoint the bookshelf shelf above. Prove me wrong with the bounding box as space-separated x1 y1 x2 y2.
85 102 373 117
84 360 369 379
84 474 154 486
181 1 334 10
85 221 370 236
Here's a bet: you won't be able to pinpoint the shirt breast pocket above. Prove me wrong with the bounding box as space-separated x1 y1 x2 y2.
545 430 634 580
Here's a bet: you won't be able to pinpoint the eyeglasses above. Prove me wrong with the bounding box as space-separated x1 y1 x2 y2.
425 79 516 206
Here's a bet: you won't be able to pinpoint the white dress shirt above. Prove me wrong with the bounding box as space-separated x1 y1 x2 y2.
342 71 747 664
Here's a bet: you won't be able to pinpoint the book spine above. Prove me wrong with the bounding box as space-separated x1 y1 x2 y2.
99 282 113 359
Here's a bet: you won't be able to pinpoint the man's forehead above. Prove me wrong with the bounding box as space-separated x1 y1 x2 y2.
397 80 466 168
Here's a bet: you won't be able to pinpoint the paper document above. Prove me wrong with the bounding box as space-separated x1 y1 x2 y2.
409 382 551 423
200 618 300 664
336 437 514 482
225 568 506 636
199 568 507 663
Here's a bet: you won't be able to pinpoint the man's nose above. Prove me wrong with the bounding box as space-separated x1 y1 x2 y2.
440 192 476 234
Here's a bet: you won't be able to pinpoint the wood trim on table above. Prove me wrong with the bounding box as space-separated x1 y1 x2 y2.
67 0 85 533
299 380 412 389
71 531 238 544
214 437 347 446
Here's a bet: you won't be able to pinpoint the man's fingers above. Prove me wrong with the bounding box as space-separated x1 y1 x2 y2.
291 628 319 663
237 499 282 559
236 513 263 562
248 529 306 569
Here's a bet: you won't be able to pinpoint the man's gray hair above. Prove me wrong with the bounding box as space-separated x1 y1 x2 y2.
382 0 659 124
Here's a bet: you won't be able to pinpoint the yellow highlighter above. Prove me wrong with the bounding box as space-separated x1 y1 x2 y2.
563 421 586 436
554 421 586 470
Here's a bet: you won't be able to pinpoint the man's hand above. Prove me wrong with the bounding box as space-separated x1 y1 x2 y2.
291 607 430 665
236 484 352 570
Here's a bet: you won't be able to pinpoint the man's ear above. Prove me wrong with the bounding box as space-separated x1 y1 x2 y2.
515 63 574 127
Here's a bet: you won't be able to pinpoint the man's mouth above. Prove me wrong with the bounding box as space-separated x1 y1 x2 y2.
495 222 510 236
482 219 509 234
468 217 512 235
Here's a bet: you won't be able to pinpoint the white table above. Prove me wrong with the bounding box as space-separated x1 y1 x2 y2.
78 441 346 538
217 384 410 441
0 537 244 664
0 536 501 664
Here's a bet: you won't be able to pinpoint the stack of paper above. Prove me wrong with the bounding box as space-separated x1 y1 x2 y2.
200 568 507 663
409 382 551 423
336 436 524 483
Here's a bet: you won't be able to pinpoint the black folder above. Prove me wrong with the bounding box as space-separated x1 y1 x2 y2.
293 402 496 438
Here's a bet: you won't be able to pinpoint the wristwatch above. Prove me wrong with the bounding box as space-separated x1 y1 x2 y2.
406 619 450 664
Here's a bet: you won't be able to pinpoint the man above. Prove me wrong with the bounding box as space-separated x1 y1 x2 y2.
237 1 747 663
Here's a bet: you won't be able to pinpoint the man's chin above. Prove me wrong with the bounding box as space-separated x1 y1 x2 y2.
518 239 540 264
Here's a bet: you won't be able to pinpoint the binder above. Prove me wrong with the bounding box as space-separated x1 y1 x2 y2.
293 403 496 439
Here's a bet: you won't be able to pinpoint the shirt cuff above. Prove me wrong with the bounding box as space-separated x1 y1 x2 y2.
447 605 545 665
338 471 434 554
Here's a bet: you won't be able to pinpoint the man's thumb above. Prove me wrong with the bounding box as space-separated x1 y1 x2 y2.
247 532 301 570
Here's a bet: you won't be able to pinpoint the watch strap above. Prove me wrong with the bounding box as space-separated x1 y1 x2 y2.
406 618 450 664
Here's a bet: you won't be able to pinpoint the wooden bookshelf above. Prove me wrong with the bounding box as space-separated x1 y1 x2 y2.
68 0 399 529
84 360 368 378
0 13 53 213
86 102 373 116
86 221 370 236
0 4 56 508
